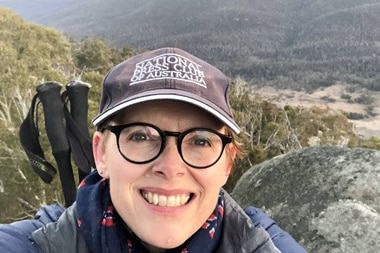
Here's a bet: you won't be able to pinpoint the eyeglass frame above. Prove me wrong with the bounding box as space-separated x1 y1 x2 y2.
100 122 233 169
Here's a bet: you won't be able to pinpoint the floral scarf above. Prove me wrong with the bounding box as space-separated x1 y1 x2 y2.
76 172 224 253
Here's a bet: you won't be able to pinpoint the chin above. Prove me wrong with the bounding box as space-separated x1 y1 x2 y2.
141 232 189 250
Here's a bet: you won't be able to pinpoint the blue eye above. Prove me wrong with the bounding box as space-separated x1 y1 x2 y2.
129 133 148 142
193 137 211 147
121 125 161 144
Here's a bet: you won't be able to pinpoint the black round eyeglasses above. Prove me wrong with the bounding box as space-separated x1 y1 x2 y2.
101 122 232 169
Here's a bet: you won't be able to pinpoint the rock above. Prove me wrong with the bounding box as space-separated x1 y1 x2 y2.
231 146 380 253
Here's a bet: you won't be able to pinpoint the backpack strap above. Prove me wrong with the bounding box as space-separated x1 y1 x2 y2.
19 94 57 184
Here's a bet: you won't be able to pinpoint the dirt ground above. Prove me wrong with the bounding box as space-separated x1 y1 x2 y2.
254 84 380 139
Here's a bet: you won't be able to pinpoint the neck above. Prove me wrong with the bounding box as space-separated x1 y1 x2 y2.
142 242 166 253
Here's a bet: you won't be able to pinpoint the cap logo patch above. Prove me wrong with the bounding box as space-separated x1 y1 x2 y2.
130 53 207 88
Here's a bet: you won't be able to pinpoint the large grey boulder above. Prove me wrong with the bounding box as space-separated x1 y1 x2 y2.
231 146 380 253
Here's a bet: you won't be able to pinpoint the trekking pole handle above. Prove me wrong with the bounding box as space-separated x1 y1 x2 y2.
36 82 69 153
65 80 92 136
36 81 76 206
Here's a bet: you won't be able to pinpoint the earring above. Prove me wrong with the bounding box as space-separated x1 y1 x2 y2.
98 170 103 175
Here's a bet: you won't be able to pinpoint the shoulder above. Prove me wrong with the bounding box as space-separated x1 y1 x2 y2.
32 203 89 253
0 204 64 253
220 192 281 253
244 206 308 253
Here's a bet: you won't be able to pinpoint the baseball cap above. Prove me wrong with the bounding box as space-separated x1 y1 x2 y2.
92 47 240 134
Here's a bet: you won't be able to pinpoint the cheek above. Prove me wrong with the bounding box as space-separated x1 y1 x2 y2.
101 135 132 178
193 163 230 190
105 154 131 180
104 149 146 186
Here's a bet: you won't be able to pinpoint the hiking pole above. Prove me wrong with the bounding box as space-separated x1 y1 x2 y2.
63 80 95 181
36 82 76 207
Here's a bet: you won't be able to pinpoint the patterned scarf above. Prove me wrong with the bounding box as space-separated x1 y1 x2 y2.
76 172 224 253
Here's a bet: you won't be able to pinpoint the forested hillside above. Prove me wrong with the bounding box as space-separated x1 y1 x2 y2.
0 7 379 223
1 0 380 91
0 8 137 222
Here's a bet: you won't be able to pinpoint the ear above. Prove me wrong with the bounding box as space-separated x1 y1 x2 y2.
93 131 110 179
224 144 237 177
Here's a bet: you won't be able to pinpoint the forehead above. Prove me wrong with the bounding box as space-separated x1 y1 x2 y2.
112 100 223 129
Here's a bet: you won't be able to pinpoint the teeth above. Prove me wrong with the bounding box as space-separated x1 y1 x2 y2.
143 192 190 207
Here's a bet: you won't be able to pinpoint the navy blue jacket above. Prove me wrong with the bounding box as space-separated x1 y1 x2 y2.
0 204 306 253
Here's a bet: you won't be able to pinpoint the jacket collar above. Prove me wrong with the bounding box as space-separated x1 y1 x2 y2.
216 190 281 253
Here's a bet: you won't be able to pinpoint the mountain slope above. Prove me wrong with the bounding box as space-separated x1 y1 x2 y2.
1 0 379 92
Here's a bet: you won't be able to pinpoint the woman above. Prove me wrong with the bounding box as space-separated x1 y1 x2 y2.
0 47 307 253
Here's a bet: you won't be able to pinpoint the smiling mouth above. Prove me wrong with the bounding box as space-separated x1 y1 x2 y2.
142 191 192 207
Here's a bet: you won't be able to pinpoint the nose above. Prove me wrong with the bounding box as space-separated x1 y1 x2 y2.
152 138 187 179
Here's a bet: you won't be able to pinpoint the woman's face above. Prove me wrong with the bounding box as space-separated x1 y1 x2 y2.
93 100 236 251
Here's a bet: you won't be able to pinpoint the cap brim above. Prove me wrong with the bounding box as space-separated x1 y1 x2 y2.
93 90 240 134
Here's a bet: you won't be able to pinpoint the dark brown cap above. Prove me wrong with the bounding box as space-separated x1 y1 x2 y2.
93 47 240 134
